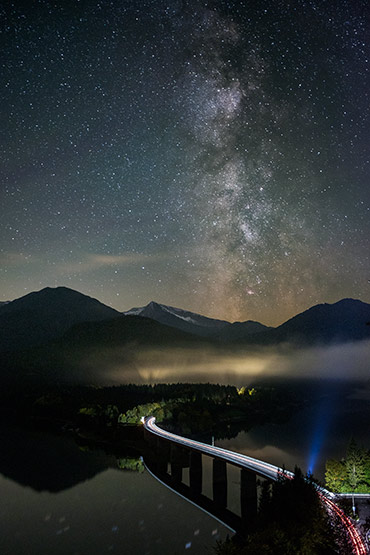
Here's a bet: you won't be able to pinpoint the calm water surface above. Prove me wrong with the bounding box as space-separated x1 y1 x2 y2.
217 381 370 482
1 379 369 553
0 426 229 555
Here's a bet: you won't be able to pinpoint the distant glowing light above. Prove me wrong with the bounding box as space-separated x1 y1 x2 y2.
307 417 328 475
307 395 334 475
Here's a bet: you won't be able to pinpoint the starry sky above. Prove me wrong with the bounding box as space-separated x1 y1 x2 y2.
1 0 369 326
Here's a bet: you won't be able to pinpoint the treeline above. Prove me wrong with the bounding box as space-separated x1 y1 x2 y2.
117 398 217 432
1 381 303 441
115 384 300 436
8 382 238 424
325 439 370 493
34 382 238 414
118 402 170 424
12 381 301 435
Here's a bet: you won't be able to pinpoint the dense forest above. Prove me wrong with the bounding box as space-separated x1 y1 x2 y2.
0 381 303 437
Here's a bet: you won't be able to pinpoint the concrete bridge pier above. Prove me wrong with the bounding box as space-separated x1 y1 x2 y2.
240 468 258 527
189 451 202 495
154 436 170 457
213 458 227 508
154 450 168 475
147 436 169 475
170 444 188 483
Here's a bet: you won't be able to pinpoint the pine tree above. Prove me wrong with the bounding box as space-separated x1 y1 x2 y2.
325 459 346 492
346 439 366 492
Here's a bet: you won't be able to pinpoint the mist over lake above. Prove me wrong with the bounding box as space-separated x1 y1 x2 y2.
106 339 370 386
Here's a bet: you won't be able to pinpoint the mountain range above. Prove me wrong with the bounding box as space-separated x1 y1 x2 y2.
124 301 270 338
1 287 369 384
125 297 370 345
1 286 370 350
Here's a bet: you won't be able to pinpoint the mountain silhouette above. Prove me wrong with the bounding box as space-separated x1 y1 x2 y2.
0 314 208 385
1 288 369 386
125 301 270 339
0 286 120 352
243 298 370 345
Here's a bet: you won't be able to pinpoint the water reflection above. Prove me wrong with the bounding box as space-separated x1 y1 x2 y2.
0 425 115 492
1 377 369 552
0 425 229 555
217 383 370 482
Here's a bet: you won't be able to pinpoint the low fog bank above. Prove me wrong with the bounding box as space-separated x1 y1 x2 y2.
104 338 370 387
7 337 367 388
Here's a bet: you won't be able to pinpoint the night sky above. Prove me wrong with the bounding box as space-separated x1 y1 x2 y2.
1 0 369 326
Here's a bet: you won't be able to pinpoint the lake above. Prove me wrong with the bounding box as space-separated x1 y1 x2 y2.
0 425 230 555
217 378 370 482
0 378 369 553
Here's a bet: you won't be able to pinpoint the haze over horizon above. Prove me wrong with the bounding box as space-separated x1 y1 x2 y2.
1 1 369 326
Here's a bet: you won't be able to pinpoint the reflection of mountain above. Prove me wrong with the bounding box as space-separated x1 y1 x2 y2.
0 425 147 492
0 425 116 492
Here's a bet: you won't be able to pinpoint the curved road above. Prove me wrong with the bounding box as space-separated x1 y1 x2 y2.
145 415 293 481
144 416 367 555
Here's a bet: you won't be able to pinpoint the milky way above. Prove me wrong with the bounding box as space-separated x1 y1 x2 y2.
1 1 369 324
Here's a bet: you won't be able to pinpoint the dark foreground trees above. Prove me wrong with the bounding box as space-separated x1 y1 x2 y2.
215 468 352 555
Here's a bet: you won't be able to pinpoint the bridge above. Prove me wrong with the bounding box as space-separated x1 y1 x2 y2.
143 416 367 555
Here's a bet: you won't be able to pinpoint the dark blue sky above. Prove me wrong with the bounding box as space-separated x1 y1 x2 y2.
1 0 369 325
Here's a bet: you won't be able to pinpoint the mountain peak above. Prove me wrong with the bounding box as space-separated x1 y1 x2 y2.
0 286 120 352
32 286 93 298
260 297 370 345
124 300 270 339
333 298 361 306
147 300 162 309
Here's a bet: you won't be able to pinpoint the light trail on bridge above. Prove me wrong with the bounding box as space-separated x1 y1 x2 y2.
144 415 294 481
144 416 368 555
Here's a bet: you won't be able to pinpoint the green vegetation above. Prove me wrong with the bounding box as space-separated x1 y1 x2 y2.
325 439 370 493
214 469 352 555
116 383 301 435
237 386 256 397
4 382 300 439
118 402 170 424
117 457 144 473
